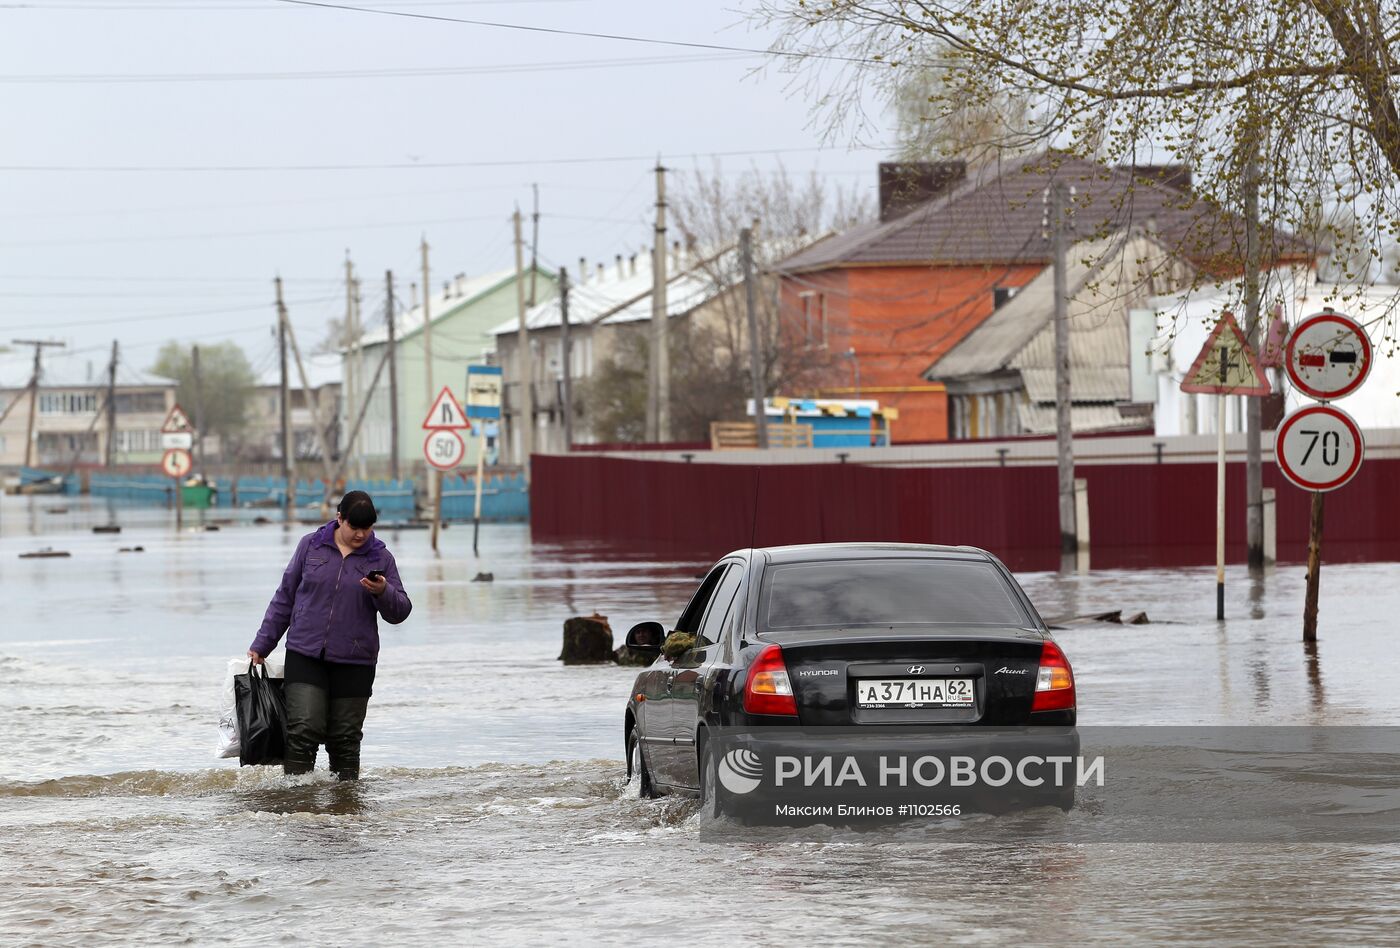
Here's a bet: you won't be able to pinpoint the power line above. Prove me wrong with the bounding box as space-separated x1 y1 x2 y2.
271 0 879 65
0 52 752 84
0 144 887 174
0 295 337 331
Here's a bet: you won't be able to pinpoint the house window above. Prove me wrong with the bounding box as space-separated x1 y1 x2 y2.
993 286 1019 309
39 392 98 414
115 429 161 453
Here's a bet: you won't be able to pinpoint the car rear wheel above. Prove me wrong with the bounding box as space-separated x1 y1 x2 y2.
626 729 656 799
698 738 735 821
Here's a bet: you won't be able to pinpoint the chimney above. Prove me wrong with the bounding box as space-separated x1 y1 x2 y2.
616 254 624 280
410 282 419 311
443 280 450 299
578 256 588 284
596 261 604 283
877 161 967 221
671 239 681 271
1121 163 1192 193
629 253 637 276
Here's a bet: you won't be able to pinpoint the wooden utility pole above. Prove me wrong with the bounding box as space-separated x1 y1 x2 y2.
1047 184 1077 556
275 278 293 520
105 340 117 468
1243 133 1265 569
12 339 64 469
385 270 400 482
1303 492 1324 641
648 162 669 443
741 228 768 449
283 313 335 486
529 182 540 306
559 266 574 450
345 256 358 481
192 345 206 472
513 208 534 475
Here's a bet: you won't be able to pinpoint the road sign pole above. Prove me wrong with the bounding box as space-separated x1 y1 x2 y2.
1303 491 1324 642
472 426 486 557
431 468 442 554
174 473 183 530
1216 393 1226 621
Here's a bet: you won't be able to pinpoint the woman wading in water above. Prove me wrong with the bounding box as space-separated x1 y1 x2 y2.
248 491 412 780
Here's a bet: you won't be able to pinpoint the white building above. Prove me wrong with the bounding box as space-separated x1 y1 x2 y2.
1141 268 1400 434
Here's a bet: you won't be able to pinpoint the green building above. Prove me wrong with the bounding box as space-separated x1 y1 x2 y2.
345 266 555 475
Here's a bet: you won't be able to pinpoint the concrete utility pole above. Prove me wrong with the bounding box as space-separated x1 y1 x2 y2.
1243 134 1265 569
559 265 574 450
648 162 670 443
1046 184 1078 555
105 340 117 468
275 277 293 520
740 227 768 449
513 208 534 473
191 345 206 472
385 270 400 482
13 339 64 469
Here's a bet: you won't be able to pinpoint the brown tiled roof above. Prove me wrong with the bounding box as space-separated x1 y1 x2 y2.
778 152 1312 272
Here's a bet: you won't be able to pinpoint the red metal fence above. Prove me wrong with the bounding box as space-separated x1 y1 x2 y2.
531 454 1400 571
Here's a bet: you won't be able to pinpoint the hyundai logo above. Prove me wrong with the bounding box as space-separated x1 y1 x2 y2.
908 665 925 675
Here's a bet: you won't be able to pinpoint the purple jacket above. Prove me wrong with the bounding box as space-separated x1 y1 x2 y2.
249 521 412 665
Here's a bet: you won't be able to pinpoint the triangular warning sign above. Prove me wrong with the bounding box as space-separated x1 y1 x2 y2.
1180 312 1272 395
160 404 193 433
422 385 468 429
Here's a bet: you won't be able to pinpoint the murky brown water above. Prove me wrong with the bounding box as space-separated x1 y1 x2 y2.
3 495 1399 944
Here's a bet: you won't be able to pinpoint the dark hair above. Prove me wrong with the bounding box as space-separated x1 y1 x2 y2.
337 490 378 529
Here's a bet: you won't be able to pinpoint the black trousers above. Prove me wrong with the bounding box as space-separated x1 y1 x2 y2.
283 649 376 780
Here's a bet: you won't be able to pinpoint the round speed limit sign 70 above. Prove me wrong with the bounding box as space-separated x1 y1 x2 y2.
423 429 466 470
1275 404 1364 492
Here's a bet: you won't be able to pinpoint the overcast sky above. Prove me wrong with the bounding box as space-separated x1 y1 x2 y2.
0 0 887 380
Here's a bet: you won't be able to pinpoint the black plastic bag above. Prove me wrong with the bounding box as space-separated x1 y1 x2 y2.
234 662 286 767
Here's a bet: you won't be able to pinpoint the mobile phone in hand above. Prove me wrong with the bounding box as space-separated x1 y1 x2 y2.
366 570 385 582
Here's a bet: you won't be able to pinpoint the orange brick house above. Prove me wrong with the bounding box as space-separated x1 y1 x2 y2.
775 154 1312 442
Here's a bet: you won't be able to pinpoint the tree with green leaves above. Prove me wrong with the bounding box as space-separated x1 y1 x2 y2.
151 341 256 459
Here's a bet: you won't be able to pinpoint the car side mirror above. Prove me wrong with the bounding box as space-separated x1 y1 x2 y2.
624 621 666 654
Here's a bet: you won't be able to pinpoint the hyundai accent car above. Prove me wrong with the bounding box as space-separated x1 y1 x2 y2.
622 543 1077 816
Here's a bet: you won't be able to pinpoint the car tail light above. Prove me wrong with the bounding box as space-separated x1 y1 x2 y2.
743 644 798 716
1031 640 1076 712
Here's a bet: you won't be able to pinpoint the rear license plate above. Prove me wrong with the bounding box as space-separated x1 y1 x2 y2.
857 678 974 708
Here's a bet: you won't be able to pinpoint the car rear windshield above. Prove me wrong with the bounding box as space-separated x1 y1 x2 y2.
759 558 1031 631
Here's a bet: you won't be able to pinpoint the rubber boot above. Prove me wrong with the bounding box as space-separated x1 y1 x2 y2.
283 682 328 776
326 696 370 781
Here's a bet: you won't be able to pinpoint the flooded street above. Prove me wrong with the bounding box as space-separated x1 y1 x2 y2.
3 495 1400 945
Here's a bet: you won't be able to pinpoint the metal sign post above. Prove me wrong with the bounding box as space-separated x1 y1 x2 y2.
1276 309 1372 642
465 365 503 557
1180 312 1272 621
159 404 195 531
422 386 468 553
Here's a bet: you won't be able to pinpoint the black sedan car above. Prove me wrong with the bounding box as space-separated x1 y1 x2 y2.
622 543 1077 816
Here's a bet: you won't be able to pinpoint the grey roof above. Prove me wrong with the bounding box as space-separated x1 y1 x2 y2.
926 232 1194 401
777 152 1312 272
1018 403 1143 434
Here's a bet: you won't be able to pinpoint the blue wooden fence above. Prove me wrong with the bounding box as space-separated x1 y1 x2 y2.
440 472 529 522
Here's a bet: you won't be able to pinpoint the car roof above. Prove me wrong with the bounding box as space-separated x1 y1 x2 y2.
720 542 995 566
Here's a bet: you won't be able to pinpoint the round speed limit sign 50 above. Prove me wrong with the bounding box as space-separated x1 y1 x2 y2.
423 429 466 470
1275 404 1365 492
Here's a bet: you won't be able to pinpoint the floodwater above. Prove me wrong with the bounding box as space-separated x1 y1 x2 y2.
2 495 1399 944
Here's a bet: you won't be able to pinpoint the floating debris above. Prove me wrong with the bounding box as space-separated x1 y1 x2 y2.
252 516 272 525
1045 609 1151 629
204 524 221 532
118 546 145 554
471 571 494 583
45 506 70 515
92 525 122 534
20 548 71 559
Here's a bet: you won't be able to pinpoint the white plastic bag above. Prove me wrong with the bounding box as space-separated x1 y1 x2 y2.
216 654 284 759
